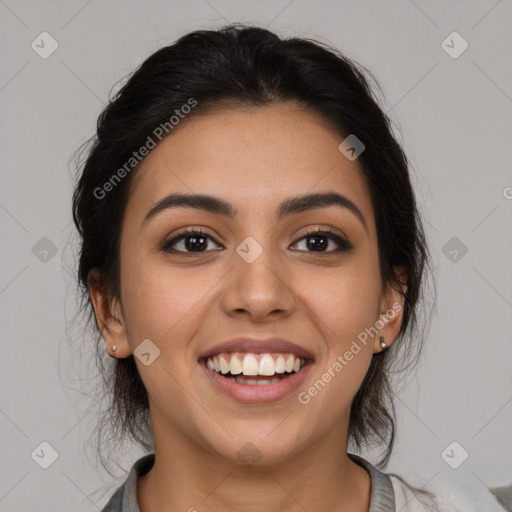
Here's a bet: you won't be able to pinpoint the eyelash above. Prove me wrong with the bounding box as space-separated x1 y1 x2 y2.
160 227 354 255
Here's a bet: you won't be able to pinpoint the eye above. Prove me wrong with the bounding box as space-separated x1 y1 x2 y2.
161 228 223 254
291 228 354 253
161 227 354 255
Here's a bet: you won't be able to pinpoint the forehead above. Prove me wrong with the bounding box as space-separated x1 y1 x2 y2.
125 102 375 228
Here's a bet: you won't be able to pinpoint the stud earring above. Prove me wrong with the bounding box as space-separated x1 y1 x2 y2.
379 337 386 349
112 345 117 353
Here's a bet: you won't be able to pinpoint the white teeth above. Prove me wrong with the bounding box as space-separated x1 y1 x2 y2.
205 352 306 378
218 354 230 374
275 355 286 373
242 354 259 375
258 354 275 375
229 355 242 375
234 376 281 385
258 378 280 385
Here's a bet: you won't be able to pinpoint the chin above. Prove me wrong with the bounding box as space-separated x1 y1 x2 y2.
201 425 306 468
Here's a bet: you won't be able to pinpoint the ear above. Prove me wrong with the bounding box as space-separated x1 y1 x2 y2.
373 266 408 353
87 267 131 358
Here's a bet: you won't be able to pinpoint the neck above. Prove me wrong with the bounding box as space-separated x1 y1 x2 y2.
137 418 371 512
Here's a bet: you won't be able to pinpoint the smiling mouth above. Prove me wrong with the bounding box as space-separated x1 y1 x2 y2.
201 352 310 386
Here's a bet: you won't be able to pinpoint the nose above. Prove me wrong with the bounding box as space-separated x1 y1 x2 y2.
221 242 296 322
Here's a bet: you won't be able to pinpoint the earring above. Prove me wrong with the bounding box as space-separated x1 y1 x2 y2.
379 337 386 349
111 345 117 353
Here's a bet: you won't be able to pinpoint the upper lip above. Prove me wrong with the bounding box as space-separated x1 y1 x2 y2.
198 337 315 360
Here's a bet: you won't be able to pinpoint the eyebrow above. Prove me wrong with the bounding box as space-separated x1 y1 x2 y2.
141 192 368 233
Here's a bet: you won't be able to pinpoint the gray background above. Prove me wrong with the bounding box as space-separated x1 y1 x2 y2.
1 0 511 510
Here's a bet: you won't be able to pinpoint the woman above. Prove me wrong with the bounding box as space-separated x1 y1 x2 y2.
72 23 506 512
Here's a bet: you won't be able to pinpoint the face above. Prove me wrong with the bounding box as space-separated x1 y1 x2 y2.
91 102 405 466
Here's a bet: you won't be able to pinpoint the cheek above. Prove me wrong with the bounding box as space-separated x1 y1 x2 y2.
295 268 379 419
302 264 381 350
120 256 217 348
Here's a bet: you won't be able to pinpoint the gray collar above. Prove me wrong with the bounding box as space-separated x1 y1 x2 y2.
101 452 395 512
348 452 396 511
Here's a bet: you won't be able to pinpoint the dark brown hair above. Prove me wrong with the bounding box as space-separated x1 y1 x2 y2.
72 23 436 478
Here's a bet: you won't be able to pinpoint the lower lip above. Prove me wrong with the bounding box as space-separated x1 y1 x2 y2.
199 360 313 404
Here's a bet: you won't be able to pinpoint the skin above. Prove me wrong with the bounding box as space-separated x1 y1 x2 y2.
89 102 406 512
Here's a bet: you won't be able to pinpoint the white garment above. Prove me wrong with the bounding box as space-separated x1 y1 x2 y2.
390 475 508 512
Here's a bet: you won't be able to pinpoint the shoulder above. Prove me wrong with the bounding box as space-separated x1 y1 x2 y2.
100 486 124 512
389 474 508 512
100 453 156 512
